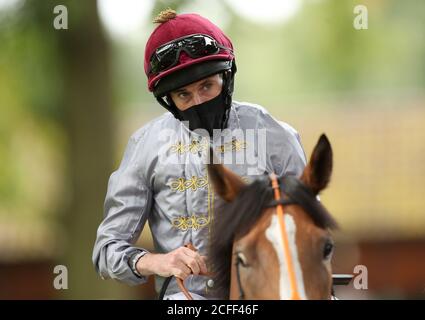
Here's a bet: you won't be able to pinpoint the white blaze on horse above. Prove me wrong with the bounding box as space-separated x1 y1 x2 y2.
207 134 339 300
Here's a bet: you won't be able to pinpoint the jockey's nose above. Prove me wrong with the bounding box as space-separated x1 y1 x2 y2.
192 93 203 106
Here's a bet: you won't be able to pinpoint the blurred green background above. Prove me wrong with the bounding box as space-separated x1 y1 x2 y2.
0 0 424 299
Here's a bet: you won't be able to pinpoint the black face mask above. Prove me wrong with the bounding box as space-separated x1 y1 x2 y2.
176 90 229 137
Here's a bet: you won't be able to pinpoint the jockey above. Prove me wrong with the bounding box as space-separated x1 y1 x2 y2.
92 9 307 300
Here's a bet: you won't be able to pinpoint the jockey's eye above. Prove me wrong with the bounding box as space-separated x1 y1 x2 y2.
323 239 334 261
236 252 249 268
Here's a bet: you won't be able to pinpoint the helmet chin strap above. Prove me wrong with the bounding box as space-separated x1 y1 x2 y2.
156 95 181 119
221 68 235 130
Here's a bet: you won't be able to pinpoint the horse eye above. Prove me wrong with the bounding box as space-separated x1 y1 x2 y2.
236 252 249 267
323 240 334 260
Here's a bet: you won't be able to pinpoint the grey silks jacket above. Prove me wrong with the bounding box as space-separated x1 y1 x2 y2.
92 101 307 298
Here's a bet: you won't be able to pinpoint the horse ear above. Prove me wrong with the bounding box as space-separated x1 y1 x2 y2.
300 134 333 195
207 149 246 202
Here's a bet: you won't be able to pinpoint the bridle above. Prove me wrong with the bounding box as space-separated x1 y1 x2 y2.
235 173 302 300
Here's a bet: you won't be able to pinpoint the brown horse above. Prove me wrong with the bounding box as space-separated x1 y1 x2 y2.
207 134 339 300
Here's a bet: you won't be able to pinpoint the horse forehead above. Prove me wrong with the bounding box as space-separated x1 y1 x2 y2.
285 205 327 235
244 207 306 241
263 206 327 247
234 208 276 247
235 206 325 249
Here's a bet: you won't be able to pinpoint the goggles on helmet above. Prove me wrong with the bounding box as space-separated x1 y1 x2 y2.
149 34 233 75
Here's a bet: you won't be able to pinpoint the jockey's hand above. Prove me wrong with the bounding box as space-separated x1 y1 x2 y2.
136 247 208 280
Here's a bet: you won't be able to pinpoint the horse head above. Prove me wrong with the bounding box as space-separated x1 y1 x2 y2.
207 134 338 300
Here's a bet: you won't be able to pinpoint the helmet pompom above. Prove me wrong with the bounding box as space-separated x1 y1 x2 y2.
153 8 177 24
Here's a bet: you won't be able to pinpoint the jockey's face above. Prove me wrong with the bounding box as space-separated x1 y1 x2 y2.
170 74 223 111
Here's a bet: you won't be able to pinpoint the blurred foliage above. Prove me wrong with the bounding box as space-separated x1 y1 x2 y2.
222 0 425 108
0 0 65 227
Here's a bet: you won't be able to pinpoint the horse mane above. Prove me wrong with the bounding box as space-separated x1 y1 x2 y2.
208 175 338 299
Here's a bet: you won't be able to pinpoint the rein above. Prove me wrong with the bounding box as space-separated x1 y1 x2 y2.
270 173 302 300
159 243 213 300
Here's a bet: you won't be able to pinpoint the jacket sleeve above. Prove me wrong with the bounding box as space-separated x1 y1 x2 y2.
262 111 307 178
92 132 153 286
277 121 307 178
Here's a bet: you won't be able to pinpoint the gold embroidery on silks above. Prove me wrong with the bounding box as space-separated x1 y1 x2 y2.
189 140 208 154
241 176 251 184
171 171 214 232
170 139 247 155
170 142 187 155
206 169 214 295
171 215 210 231
169 175 249 231
170 140 208 155
215 139 247 154
170 176 209 192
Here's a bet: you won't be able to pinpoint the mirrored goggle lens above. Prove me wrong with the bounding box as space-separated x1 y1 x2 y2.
150 35 222 74
183 36 218 56
150 48 178 74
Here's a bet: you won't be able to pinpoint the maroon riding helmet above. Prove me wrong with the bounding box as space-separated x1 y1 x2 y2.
144 12 237 118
